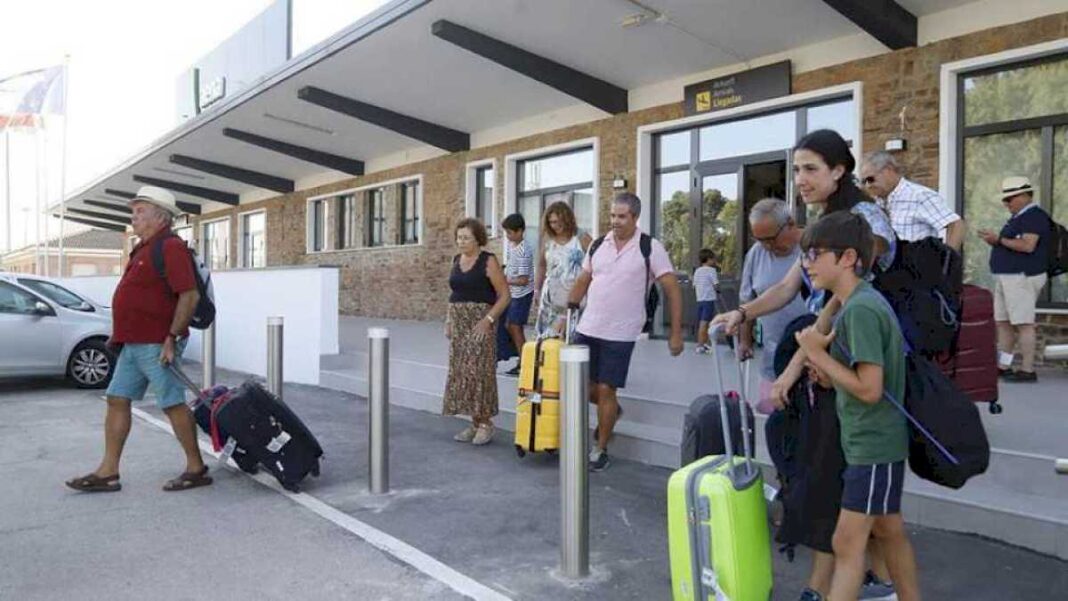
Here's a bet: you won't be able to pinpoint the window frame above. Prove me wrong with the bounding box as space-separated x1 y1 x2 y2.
237 209 267 269
400 181 420 245
306 198 329 253
465 159 496 236
200 216 232 271
953 50 1068 309
366 187 385 248
505 139 599 240
305 175 425 254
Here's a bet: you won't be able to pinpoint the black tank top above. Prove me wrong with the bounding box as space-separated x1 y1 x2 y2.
449 251 497 304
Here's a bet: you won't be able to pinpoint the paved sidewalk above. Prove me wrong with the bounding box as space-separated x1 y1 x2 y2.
4 369 1067 600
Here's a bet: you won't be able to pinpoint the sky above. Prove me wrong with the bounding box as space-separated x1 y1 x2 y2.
0 0 387 253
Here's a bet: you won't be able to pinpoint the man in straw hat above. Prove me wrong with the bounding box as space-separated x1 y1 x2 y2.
66 186 212 493
977 176 1051 383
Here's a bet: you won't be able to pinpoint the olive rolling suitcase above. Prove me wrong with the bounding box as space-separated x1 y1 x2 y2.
668 326 773 601
514 310 573 457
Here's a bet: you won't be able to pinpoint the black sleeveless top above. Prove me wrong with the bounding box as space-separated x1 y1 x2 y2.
449 251 497 304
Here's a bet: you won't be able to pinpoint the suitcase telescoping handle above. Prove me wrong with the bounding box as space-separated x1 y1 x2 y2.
707 323 756 479
167 363 208 407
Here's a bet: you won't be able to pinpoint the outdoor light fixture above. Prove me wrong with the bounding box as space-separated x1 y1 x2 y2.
263 112 336 136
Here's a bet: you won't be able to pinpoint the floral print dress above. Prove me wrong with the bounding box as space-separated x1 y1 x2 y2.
535 234 585 340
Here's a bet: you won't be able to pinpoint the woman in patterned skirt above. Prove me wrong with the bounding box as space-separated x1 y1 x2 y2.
533 201 592 339
444 218 511 445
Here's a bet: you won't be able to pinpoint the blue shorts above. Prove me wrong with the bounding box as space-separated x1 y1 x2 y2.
573 332 636 389
842 461 905 515
697 300 717 322
507 292 534 326
105 341 188 410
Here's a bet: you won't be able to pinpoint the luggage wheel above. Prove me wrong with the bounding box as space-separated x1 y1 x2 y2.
545 448 557 455
515 445 526 458
282 482 300 493
989 401 1003 415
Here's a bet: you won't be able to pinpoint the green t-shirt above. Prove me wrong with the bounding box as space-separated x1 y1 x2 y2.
830 282 908 466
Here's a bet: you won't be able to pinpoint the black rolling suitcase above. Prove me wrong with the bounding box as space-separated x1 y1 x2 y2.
171 365 323 492
171 367 260 474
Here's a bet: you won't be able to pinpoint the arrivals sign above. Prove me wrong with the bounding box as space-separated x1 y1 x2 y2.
684 61 791 116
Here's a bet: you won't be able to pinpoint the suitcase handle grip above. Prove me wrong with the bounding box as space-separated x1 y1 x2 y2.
707 323 756 482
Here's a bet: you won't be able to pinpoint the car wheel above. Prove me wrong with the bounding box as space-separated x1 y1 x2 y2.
67 340 114 389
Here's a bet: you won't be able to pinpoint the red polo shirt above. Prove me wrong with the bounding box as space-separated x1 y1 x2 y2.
111 228 197 343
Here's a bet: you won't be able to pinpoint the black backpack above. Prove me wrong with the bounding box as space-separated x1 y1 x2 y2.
587 233 660 333
151 234 217 330
874 237 963 356
1047 216 1068 277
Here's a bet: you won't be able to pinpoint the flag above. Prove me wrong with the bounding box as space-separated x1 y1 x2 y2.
0 66 65 131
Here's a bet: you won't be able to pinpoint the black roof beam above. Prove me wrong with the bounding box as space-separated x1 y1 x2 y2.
431 19 628 114
83 199 133 215
104 188 136 199
169 154 295 193
298 86 470 152
131 175 239 205
66 208 132 225
223 128 365 176
54 214 126 232
821 0 916 50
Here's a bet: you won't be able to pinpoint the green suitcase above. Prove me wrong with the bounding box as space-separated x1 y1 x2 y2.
668 325 773 600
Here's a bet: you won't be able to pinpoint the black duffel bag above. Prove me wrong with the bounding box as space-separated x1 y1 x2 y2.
900 354 990 489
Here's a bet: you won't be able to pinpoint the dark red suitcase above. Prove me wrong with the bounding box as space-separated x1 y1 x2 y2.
935 284 1001 414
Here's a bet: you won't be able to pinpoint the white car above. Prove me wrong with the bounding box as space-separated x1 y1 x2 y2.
0 272 114 388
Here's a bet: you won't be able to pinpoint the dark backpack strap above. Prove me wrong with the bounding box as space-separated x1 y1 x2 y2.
639 233 652 288
151 234 179 295
587 235 606 261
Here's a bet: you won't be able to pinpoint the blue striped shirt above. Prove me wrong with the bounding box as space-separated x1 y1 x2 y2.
505 239 535 298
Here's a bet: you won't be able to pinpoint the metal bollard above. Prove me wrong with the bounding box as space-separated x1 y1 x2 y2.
267 316 284 401
560 344 590 579
1056 458 1068 475
368 328 390 494
202 323 216 390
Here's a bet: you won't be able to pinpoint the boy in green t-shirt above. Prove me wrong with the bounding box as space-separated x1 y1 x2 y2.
794 211 920 601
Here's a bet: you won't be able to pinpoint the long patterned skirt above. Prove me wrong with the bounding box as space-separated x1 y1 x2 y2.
442 302 499 420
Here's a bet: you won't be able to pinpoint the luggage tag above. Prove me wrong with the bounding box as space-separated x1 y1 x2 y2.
267 430 292 453
217 437 237 469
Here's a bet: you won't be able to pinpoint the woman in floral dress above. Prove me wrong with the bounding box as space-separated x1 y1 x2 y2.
533 201 592 339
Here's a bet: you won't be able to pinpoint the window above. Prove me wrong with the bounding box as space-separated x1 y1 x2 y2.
699 111 796 162
239 211 266 268
337 195 357 249
474 165 494 231
201 218 231 270
401 181 419 244
367 188 385 247
308 199 327 252
516 147 595 244
17 279 92 311
958 53 1068 306
174 226 194 249
0 281 44 315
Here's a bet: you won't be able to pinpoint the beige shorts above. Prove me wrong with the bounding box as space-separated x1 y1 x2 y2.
993 273 1047 325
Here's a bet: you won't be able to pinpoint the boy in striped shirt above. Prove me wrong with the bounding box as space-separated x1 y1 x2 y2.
502 213 535 376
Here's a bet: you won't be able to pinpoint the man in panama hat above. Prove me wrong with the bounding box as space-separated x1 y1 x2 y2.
978 176 1051 383
66 185 213 493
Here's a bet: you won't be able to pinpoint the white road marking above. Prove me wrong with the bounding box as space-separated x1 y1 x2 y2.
131 407 512 601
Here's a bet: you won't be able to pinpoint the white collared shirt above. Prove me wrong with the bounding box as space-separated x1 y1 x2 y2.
879 177 960 242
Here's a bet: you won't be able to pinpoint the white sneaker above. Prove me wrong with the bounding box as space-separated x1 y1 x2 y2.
472 424 495 446
453 425 476 442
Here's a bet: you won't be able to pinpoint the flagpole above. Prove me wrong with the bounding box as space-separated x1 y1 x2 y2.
57 56 70 277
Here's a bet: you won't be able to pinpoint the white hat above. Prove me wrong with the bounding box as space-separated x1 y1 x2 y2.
999 176 1034 200
129 185 182 216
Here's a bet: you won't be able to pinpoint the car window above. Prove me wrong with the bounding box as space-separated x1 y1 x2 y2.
18 279 91 310
0 281 44 315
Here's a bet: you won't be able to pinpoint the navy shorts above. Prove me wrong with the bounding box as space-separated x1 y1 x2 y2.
697 300 717 322
573 332 636 389
842 461 905 515
506 292 534 326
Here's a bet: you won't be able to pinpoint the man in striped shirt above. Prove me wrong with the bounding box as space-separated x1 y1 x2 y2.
502 213 535 376
860 151 965 251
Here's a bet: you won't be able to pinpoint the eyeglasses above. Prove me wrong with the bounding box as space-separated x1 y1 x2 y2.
801 247 840 265
753 223 786 244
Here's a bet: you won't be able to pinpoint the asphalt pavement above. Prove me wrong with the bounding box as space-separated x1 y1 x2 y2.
1 369 1066 600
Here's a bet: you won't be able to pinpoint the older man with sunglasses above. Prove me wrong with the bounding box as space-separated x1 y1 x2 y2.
860 151 965 251
738 198 809 412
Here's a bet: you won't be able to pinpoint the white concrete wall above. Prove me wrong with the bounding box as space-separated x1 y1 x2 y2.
59 266 340 385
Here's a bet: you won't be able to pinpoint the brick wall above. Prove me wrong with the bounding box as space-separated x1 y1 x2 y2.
187 12 1068 344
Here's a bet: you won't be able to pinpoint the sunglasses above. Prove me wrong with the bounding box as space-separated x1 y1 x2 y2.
753 223 786 244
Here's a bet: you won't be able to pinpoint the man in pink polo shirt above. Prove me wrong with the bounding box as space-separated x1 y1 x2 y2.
568 193 683 471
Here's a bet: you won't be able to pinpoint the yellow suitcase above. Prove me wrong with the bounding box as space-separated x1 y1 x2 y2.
514 337 562 456
514 309 574 457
